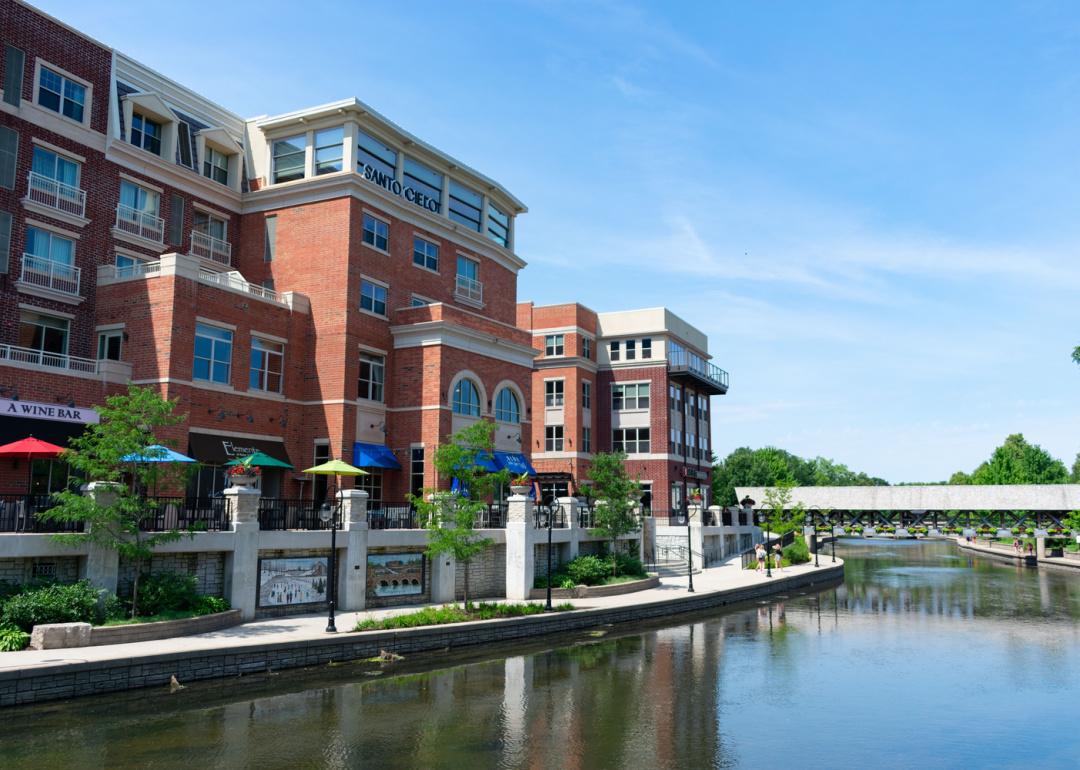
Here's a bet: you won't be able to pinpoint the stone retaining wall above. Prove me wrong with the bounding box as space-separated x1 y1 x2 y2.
117 553 226 598
455 544 505 600
528 575 660 600
0 557 80 586
88 610 242 646
0 564 842 707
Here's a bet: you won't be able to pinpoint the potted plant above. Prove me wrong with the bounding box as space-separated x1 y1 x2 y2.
228 463 260 487
509 474 532 496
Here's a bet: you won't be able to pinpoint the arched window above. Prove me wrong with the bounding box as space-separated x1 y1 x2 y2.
494 388 520 423
452 378 481 416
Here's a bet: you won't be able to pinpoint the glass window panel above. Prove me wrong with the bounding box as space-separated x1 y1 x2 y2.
272 134 306 183
356 128 397 179
448 180 482 231
314 127 344 175
403 156 442 210
413 236 439 270
487 202 510 247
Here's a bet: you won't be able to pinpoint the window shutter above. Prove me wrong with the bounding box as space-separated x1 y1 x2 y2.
168 193 184 246
0 211 11 274
264 215 276 261
0 125 17 190
3 46 24 107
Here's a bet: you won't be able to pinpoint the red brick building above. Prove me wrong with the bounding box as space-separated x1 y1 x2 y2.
0 0 727 516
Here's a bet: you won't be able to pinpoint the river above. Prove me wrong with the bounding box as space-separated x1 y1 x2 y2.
4 539 1080 769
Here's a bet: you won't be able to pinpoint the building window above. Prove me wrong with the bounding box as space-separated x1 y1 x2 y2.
545 425 564 452
452 378 481 416
625 339 636 360
118 179 160 218
641 338 652 359
403 156 442 211
545 379 564 407
358 353 385 402
264 215 276 262
613 427 650 454
582 381 592 409
582 337 592 360
97 330 122 361
25 225 74 267
487 202 510 247
130 113 162 155
314 127 344 175
410 295 432 307
193 322 233 384
410 446 425 499
363 214 389 251
413 236 438 271
545 334 564 357
193 210 227 241
31 145 80 189
37 66 85 122
357 127 397 179
115 253 149 278
455 254 481 303
357 469 383 506
203 146 229 186
448 180 482 232
18 311 68 358
360 279 388 316
609 341 620 361
582 427 592 454
272 134 306 183
249 337 284 393
494 388 520 423
612 383 650 410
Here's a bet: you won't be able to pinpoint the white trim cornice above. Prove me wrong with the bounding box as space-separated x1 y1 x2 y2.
390 320 538 369
106 140 242 212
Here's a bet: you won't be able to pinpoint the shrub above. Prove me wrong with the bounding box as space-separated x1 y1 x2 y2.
194 595 230 615
566 555 610 586
134 572 199 616
1 580 103 632
611 552 646 578
0 624 29 651
784 537 811 565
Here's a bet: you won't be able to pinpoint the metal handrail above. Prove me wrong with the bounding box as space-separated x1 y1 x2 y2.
258 498 339 530
198 269 283 304
20 253 81 296
115 204 164 243
190 230 232 266
368 502 418 530
668 350 729 390
139 496 230 532
99 260 162 282
454 274 483 303
0 494 84 532
0 342 98 374
27 171 86 218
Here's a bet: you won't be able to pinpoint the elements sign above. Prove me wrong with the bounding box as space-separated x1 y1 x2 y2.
0 397 99 424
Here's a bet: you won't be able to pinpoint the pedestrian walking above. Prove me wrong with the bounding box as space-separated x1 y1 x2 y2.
773 544 784 572
755 544 765 572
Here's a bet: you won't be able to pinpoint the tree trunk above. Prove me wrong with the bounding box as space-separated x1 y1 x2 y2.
463 562 470 610
612 538 618 577
130 566 142 619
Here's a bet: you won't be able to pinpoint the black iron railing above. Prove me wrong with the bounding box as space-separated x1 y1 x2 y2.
533 504 568 528
475 504 507 529
652 508 690 526
578 504 595 529
258 498 338 530
368 502 418 530
140 496 230 532
0 493 83 533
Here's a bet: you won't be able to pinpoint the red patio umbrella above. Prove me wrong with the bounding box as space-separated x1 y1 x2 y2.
0 436 67 495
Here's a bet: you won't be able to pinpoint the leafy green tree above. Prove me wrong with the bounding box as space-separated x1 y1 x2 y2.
711 446 887 505
38 386 192 617
410 420 508 607
1072 345 1080 366
969 434 1068 485
761 480 800 536
949 471 973 485
586 451 641 576
1071 453 1080 483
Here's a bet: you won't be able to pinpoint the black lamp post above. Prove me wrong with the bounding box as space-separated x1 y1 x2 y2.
687 512 695 593
811 506 820 568
764 516 772 579
545 501 555 611
831 525 837 563
319 497 338 633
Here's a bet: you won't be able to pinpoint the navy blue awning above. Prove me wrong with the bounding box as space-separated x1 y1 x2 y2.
474 450 500 473
352 442 402 470
494 452 536 476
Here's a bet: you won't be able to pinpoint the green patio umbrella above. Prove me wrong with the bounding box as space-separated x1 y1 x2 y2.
226 450 294 469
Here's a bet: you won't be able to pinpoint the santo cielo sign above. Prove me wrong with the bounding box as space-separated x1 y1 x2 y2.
0 397 99 424
358 163 440 213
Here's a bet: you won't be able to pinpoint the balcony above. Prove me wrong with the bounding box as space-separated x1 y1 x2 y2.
115 204 164 244
0 343 98 375
98 260 161 283
190 230 232 267
20 254 81 297
668 350 729 395
26 172 86 219
198 269 283 305
454 274 483 304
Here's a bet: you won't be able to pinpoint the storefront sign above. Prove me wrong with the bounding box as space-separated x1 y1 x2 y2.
358 163 440 213
0 398 99 424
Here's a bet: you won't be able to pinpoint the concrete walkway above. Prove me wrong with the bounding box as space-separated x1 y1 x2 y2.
954 536 1080 570
0 556 840 672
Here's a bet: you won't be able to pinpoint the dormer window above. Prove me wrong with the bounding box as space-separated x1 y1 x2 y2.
315 127 344 175
130 113 162 155
203 146 229 185
272 134 306 183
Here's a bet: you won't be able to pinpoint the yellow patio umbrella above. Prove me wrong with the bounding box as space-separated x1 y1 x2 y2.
302 459 367 510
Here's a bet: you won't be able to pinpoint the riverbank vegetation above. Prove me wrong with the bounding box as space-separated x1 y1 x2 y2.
354 601 575 631
712 447 887 506
533 553 648 590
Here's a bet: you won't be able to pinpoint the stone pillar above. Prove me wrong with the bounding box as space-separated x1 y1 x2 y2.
429 494 457 603
82 482 121 596
505 493 535 600
223 486 261 621
688 519 704 568
339 489 369 611
804 526 818 553
688 502 703 523
1036 537 1047 560
561 496 581 562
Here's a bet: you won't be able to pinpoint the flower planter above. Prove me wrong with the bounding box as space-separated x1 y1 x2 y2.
510 485 532 496
229 475 257 488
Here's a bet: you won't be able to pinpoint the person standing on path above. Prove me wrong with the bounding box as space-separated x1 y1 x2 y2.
755 544 765 572
773 544 784 572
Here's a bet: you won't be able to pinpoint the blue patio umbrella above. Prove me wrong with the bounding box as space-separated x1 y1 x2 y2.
121 444 197 463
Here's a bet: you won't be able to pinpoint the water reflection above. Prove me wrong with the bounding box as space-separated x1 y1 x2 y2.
4 540 1080 769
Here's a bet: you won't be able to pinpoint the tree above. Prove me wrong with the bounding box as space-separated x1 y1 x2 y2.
410 420 507 607
586 451 641 577
761 480 800 536
1072 345 1080 366
969 434 1068 485
711 446 887 506
1071 453 1080 483
38 386 192 617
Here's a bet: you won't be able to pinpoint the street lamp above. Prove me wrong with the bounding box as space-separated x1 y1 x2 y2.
832 524 837 563
811 506 820 568
319 497 338 633
687 510 695 593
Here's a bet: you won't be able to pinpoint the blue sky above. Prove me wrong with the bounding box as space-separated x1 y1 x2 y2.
39 0 1080 481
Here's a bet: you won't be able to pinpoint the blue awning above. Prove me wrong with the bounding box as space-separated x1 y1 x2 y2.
474 450 500 473
494 452 536 476
352 442 402 470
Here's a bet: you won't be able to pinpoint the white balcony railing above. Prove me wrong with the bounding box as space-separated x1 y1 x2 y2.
27 172 86 219
190 230 232 266
0 343 98 374
454 274 483 304
198 269 282 304
115 204 164 244
98 260 162 283
20 254 81 296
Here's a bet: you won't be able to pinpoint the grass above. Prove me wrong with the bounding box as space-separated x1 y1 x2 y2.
354 602 575 631
102 608 223 626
